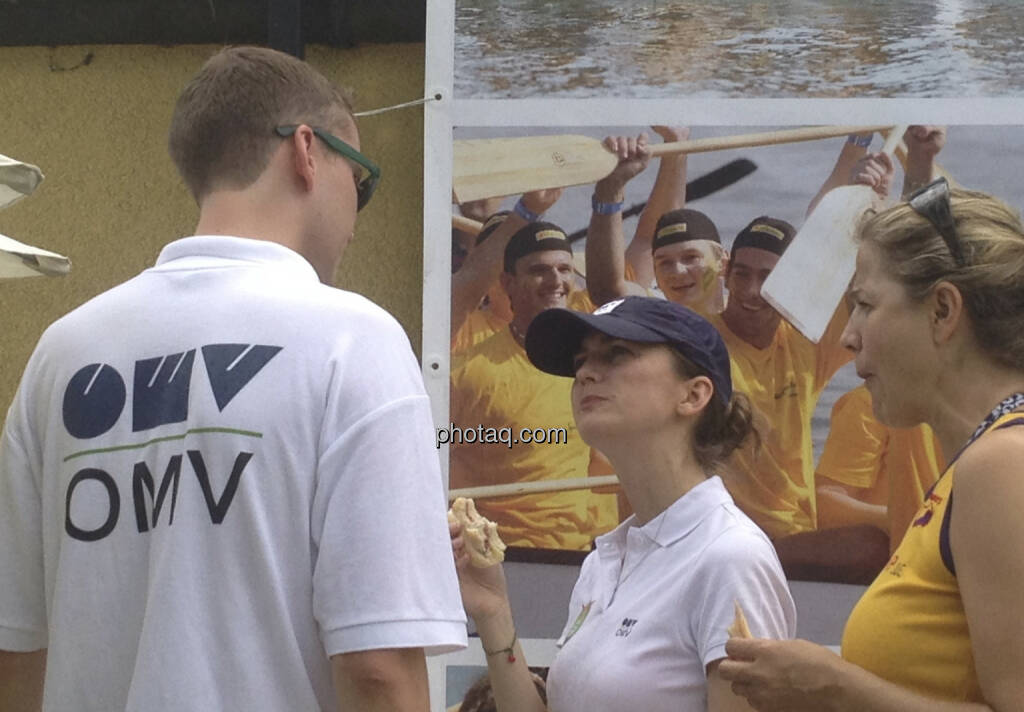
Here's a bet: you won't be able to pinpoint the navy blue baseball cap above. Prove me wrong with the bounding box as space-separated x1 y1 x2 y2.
525 296 733 404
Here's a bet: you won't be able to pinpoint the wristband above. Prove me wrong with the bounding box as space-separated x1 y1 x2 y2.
592 193 624 215
847 134 873 149
513 198 541 223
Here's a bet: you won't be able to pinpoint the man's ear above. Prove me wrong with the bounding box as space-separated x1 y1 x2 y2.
677 375 714 418
289 125 317 192
930 280 964 344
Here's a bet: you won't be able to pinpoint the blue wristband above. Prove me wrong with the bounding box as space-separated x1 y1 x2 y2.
847 134 873 148
513 198 541 223
591 193 624 215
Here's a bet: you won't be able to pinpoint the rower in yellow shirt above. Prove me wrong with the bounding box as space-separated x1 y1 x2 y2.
449 220 615 550
582 128 728 319
815 384 944 553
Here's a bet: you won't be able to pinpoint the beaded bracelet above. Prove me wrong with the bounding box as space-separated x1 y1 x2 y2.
484 629 518 663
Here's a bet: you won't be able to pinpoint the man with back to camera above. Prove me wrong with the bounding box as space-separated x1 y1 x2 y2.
0 46 465 711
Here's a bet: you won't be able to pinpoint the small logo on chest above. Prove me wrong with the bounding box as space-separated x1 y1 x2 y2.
774 380 798 400
615 618 638 637
885 554 907 577
912 492 944 528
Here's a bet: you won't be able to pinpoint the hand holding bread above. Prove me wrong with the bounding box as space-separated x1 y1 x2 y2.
447 497 507 567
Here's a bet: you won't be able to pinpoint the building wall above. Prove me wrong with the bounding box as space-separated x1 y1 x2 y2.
0 43 427 424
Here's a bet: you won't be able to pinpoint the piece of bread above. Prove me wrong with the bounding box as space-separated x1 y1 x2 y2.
447 497 507 567
727 599 753 639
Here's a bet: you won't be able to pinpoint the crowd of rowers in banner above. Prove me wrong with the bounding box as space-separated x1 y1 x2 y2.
447 125 948 583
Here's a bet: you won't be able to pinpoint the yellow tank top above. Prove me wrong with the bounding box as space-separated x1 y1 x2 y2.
841 410 1024 701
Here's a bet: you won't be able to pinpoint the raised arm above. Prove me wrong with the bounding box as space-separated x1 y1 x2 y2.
454 198 504 261
806 133 875 216
901 126 947 197
625 126 690 287
586 134 652 307
451 189 562 338
449 520 548 712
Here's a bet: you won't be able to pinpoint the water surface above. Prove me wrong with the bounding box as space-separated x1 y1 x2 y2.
456 0 1024 97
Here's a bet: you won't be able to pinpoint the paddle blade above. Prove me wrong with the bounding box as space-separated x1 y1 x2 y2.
761 185 875 342
453 134 616 202
687 158 757 202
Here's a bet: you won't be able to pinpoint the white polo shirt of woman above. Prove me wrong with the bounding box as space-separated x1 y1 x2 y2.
547 475 796 712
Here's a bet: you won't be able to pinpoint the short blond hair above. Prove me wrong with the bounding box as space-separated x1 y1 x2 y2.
857 188 1024 370
168 46 354 201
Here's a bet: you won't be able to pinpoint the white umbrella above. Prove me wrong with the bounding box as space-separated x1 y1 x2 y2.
0 152 71 279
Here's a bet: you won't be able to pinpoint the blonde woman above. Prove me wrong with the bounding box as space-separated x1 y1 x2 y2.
721 180 1024 711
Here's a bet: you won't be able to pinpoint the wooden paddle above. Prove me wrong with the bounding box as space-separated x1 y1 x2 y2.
449 475 620 501
453 125 893 202
565 158 758 242
760 126 907 343
451 214 482 235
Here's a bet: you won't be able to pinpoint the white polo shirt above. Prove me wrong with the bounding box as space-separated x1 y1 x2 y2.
546 476 796 712
0 236 467 711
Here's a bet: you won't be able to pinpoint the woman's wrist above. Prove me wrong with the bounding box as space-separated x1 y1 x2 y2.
473 604 517 647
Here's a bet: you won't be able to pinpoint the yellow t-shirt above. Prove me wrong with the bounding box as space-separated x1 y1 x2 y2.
450 291 595 356
817 385 944 549
709 307 852 539
841 412 1024 702
451 307 508 355
448 324 616 550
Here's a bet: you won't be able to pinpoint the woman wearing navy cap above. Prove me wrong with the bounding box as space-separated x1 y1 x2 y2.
450 296 796 712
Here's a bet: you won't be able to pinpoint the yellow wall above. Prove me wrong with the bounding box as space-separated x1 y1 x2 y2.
0 43 427 424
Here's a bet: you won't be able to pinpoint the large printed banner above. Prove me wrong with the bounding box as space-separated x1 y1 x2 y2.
424 0 1024 709
423 0 1024 563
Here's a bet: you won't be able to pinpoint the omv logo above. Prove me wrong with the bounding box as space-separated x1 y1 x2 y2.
62 344 282 438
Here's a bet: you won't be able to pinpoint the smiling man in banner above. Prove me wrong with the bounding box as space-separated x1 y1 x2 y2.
449 220 619 551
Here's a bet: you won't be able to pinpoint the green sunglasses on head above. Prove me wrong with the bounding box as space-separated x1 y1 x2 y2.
275 125 380 211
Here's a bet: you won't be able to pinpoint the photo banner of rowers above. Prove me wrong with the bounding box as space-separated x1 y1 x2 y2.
424 0 1024 573
435 122 1022 576
424 1 1024 707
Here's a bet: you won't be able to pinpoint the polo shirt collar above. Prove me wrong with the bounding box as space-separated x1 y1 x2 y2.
599 475 733 551
155 235 319 282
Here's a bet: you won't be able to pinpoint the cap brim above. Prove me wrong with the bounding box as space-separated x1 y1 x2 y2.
525 307 670 377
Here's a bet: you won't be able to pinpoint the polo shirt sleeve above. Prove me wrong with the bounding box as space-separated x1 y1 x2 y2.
691 523 796 670
0 392 48 652
309 307 466 657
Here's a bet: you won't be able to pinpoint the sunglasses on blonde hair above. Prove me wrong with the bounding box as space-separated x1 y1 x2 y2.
907 177 965 267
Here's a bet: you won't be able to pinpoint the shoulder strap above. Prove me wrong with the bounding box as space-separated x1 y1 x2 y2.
940 414 1024 577
939 492 956 576
995 415 1024 430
